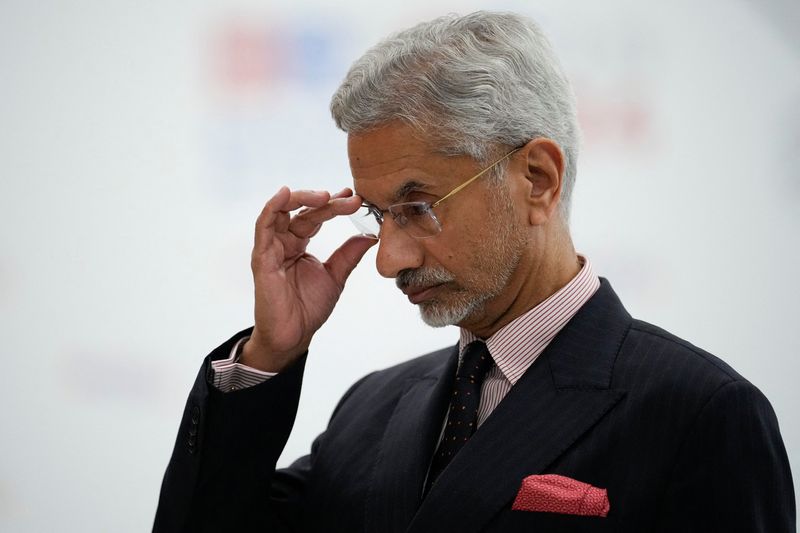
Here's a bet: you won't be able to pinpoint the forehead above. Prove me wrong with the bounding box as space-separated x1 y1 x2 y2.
347 122 470 204
347 121 428 166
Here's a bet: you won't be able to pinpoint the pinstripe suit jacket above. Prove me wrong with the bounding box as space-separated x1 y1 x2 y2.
154 279 795 532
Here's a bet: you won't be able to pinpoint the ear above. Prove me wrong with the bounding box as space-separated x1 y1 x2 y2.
518 138 564 226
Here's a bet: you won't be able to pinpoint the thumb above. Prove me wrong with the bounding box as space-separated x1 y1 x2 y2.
324 235 377 289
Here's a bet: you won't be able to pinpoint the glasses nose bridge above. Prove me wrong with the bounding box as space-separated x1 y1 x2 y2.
374 208 406 240
387 205 409 229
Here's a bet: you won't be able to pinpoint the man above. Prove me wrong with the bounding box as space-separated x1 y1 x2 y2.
154 11 795 532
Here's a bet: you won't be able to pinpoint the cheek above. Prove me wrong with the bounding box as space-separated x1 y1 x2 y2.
418 234 460 273
427 231 488 277
428 202 500 271
426 246 457 268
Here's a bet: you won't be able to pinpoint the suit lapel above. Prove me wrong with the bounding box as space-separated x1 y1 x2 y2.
408 279 632 533
364 346 459 533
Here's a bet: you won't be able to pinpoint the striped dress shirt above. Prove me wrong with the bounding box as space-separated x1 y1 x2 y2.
459 255 599 427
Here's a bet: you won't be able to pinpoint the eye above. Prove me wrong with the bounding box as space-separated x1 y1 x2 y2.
404 202 430 218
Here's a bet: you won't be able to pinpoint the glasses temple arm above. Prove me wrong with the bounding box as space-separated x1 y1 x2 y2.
430 147 521 208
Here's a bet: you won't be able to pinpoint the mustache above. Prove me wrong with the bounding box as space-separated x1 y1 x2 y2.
396 267 455 290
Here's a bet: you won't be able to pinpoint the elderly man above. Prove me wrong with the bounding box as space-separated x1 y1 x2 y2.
153 11 794 533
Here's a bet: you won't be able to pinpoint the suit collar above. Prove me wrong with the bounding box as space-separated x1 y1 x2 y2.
546 277 631 390
363 346 458 533
459 255 601 385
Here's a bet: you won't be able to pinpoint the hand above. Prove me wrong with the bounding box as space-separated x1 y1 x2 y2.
241 186 376 372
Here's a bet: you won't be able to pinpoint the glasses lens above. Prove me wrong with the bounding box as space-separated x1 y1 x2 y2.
350 205 380 239
391 202 441 238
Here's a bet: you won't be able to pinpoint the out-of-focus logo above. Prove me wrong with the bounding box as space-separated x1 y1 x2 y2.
209 18 347 93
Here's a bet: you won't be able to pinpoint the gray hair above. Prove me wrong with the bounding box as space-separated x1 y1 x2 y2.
330 11 580 219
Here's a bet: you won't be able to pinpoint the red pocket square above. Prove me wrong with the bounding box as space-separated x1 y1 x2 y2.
512 474 610 517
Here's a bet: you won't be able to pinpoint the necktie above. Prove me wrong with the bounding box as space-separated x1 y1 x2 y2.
425 341 494 492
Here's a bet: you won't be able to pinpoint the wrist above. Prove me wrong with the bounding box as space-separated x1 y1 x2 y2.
240 336 306 373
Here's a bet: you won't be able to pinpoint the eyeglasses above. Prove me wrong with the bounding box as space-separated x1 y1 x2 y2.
350 147 520 239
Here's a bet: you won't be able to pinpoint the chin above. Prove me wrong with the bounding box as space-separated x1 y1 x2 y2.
418 298 483 328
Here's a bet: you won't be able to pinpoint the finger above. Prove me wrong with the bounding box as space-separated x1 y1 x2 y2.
324 235 378 289
254 186 291 254
330 187 353 200
284 189 331 212
254 187 331 252
289 195 362 239
306 223 323 239
294 187 351 218
302 191 358 239
257 188 330 227
256 186 290 229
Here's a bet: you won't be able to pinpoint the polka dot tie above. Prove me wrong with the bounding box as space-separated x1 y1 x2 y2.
425 341 494 493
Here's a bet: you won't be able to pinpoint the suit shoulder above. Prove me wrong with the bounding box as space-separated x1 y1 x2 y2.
620 319 747 390
613 321 783 457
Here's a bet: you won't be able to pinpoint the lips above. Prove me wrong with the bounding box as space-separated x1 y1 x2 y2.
396 267 455 305
402 283 444 304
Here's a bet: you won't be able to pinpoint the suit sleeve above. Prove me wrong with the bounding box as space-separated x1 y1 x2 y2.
152 328 310 533
656 379 796 532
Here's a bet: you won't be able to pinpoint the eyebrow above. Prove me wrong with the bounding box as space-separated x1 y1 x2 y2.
359 179 433 210
391 180 431 203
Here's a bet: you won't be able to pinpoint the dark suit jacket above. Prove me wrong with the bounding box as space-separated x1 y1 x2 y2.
154 280 795 532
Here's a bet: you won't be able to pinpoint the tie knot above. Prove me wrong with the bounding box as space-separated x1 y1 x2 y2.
458 341 494 382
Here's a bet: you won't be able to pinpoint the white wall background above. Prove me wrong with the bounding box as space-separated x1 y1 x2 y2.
1 0 798 531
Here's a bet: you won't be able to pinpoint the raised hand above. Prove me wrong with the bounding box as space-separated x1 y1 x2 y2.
241 186 377 372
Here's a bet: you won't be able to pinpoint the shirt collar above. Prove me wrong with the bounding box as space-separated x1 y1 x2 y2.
459 254 600 385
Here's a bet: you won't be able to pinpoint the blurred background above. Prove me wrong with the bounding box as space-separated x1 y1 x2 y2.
1 0 798 530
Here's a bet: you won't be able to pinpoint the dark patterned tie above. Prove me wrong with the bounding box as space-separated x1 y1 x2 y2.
425 341 494 493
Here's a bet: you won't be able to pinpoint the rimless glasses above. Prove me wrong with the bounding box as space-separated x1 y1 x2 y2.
350 147 521 239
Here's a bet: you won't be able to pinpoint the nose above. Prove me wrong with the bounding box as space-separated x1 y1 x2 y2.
375 218 424 278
